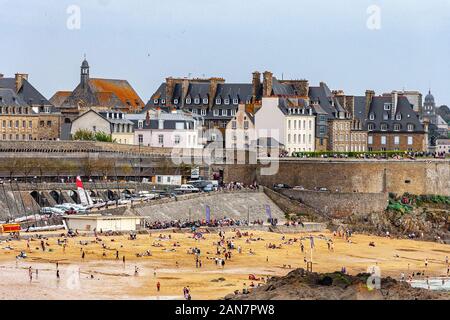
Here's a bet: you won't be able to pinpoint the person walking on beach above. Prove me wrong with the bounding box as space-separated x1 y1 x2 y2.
28 267 33 282
81 251 85 260
156 282 161 292
425 258 428 268
56 270 60 280
123 256 126 266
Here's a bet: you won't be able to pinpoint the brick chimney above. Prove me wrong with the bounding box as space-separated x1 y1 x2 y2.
365 90 375 118
262 71 273 97
15 73 29 92
165 77 175 107
252 71 261 102
208 77 225 109
345 95 355 117
333 90 346 109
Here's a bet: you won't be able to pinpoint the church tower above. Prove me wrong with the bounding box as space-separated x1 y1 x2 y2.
80 57 90 88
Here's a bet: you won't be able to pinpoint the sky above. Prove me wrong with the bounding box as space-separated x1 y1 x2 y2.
1 0 449 105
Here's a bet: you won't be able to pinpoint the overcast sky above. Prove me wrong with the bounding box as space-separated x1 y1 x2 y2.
1 0 449 105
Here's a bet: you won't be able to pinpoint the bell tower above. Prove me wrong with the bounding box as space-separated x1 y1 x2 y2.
80 55 90 88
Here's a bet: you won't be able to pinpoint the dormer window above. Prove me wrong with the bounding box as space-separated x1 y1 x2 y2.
138 120 143 129
174 99 179 104
224 99 230 105
161 99 166 104
233 98 238 104
203 98 208 104
216 98 221 105
394 124 400 131
407 124 414 132
384 103 392 110
368 123 374 131
200 109 206 116
369 113 375 120
383 113 389 120
153 99 159 104
230 109 236 116
381 123 388 131
194 98 200 104
186 98 191 104
213 109 219 116
396 114 401 120
222 109 228 116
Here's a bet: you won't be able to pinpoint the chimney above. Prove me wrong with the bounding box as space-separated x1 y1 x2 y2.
391 91 398 119
365 90 375 118
345 95 355 118
165 77 175 107
252 71 261 102
181 78 189 108
262 71 273 97
15 73 29 92
0 73 4 79
208 77 225 109
333 90 346 109
297 80 309 97
145 110 150 126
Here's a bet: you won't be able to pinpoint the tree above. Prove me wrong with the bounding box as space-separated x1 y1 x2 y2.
94 131 115 143
73 129 95 141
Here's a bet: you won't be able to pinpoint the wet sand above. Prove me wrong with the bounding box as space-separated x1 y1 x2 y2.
0 229 449 300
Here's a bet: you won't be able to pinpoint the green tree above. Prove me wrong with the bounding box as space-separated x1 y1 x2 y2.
73 129 95 141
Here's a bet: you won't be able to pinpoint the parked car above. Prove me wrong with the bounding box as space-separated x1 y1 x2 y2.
174 184 200 193
203 184 215 192
273 183 291 189
293 186 305 190
318 187 329 192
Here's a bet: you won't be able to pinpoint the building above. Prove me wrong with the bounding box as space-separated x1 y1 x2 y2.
70 109 134 144
355 90 427 152
0 74 61 141
50 58 144 123
225 104 255 150
131 110 203 149
432 138 450 154
63 215 142 232
255 97 315 154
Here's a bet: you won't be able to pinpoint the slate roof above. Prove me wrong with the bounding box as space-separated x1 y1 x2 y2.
0 78 54 107
0 88 28 106
365 95 424 133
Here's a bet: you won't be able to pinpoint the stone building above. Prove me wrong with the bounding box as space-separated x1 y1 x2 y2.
0 73 61 141
70 109 134 144
225 104 255 150
355 90 428 152
50 59 144 124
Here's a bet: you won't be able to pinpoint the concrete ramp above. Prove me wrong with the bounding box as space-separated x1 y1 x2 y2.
134 190 285 222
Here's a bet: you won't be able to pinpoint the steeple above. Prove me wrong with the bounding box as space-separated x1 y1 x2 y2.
80 55 90 88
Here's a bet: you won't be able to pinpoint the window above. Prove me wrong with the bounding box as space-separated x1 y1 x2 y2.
381 123 387 131
319 115 326 122
381 136 386 145
47 121 52 127
384 103 392 110
383 113 389 120
288 120 291 129
201 109 206 116
175 122 184 130
407 124 414 132
29 121 32 128
233 98 238 104
194 98 200 104
39 121 44 127
224 99 230 105
394 124 400 131
203 98 208 104
244 121 249 130
230 109 236 116
22 120 26 128
288 134 291 143
215 98 221 105
231 121 237 129
158 134 164 144
174 99 179 104
369 113 375 120
394 136 400 145
153 99 158 104
186 98 191 104
407 136 413 145
368 124 374 131
2 120 5 128
221 109 228 116
319 126 325 134
15 120 19 128
396 114 402 120
174 135 181 144
309 120 312 130
213 109 219 117
138 120 143 129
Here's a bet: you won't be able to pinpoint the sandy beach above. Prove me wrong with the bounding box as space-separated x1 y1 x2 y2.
0 229 449 300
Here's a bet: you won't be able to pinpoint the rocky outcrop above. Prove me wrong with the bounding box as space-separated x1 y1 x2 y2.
225 269 449 300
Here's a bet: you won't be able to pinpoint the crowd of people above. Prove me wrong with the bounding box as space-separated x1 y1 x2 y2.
144 218 251 230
